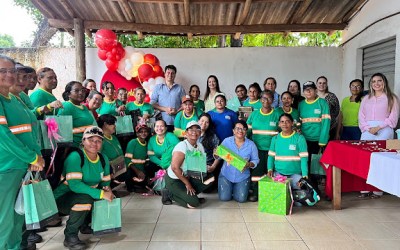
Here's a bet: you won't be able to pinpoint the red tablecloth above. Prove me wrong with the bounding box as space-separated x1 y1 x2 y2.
321 140 391 199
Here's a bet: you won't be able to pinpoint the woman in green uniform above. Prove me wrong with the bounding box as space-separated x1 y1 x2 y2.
58 81 97 147
125 87 154 120
189 84 205 113
125 124 150 192
174 95 202 138
243 82 262 111
97 81 126 116
267 113 309 189
246 90 280 201
0 55 45 250
147 120 180 178
53 126 113 250
276 91 300 125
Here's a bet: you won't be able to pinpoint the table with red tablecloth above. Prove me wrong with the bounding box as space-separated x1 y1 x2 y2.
320 140 394 209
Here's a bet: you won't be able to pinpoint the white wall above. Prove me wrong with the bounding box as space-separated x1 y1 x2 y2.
342 0 400 98
86 47 342 100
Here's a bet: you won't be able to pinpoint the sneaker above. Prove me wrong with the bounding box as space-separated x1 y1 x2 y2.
63 235 86 250
161 188 172 205
27 232 43 244
248 195 258 202
199 198 206 204
21 242 36 250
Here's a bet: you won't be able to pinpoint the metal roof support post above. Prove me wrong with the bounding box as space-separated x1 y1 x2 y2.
74 18 86 82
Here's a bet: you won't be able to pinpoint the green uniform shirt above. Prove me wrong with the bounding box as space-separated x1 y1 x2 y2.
247 109 280 150
53 150 111 200
341 97 361 127
268 132 309 177
97 99 124 116
58 101 97 146
29 88 57 117
193 100 205 113
173 108 202 135
125 101 154 116
298 97 331 145
101 134 124 161
276 107 300 124
0 94 40 172
243 99 262 111
148 132 179 166
125 138 148 171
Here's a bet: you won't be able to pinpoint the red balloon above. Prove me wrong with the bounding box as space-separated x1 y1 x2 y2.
105 59 118 71
144 94 150 103
143 54 159 66
97 49 107 61
95 29 117 51
153 65 164 77
138 63 154 81
106 51 117 61
116 43 125 58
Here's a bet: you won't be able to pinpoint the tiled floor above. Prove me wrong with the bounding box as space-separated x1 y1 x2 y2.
37 190 400 250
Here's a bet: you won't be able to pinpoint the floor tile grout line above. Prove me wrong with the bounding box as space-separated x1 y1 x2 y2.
240 207 257 249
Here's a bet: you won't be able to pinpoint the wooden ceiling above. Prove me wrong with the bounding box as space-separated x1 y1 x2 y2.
31 0 369 38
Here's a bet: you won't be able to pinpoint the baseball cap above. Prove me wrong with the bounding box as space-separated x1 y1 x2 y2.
185 121 201 130
82 126 104 140
181 95 193 104
303 81 317 91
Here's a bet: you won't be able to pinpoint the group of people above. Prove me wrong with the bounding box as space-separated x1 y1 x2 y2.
1 52 399 250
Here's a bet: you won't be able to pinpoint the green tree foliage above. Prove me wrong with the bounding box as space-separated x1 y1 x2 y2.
0 34 16 48
117 35 221 48
14 0 43 24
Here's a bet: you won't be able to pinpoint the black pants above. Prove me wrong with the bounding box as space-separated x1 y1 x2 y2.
306 140 321 194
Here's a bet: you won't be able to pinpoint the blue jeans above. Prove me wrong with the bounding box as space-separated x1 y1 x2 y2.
218 174 250 203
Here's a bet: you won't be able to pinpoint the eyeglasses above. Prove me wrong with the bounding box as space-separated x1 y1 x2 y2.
350 85 362 90
0 68 17 74
187 128 201 133
234 127 247 132
261 97 273 101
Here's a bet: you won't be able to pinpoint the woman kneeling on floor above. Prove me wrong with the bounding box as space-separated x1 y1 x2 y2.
162 121 214 208
53 126 114 250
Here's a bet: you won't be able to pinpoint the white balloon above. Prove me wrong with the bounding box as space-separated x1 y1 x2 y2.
125 62 133 72
149 84 155 91
155 76 165 85
130 52 144 66
148 78 156 86
124 46 135 55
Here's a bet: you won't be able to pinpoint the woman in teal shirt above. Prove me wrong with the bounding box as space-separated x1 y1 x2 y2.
97 81 126 116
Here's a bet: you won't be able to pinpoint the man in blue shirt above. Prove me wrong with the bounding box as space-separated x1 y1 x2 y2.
150 65 186 132
263 77 282 108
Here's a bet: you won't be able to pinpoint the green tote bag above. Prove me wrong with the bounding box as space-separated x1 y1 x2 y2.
91 198 122 235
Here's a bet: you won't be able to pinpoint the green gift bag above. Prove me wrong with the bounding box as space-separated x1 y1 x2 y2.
216 145 247 171
310 151 325 175
115 115 134 136
40 116 73 149
23 172 59 230
258 176 292 215
91 198 122 235
183 149 207 179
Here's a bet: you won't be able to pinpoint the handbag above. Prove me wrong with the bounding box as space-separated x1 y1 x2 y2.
23 171 59 230
14 171 34 215
91 198 122 235
115 115 134 136
109 155 127 178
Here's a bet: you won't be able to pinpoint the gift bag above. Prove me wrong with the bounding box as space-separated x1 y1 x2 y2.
116 115 134 136
92 198 122 235
15 171 33 215
258 176 293 215
23 172 59 229
183 149 207 179
216 145 247 171
310 151 325 175
109 155 127 178
40 116 73 149
151 170 166 192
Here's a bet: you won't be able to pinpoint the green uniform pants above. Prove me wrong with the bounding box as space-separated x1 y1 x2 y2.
165 174 212 208
250 150 268 197
56 192 94 237
0 169 27 250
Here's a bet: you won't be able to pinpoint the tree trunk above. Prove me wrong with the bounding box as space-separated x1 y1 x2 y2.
31 18 57 47
230 34 244 47
218 35 226 48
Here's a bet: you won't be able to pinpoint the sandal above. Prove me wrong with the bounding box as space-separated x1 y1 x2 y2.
357 193 370 199
370 194 382 199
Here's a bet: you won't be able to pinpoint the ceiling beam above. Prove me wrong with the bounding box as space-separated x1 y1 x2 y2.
59 0 76 18
112 0 302 3
48 19 347 35
235 0 252 25
118 0 135 22
184 0 191 25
